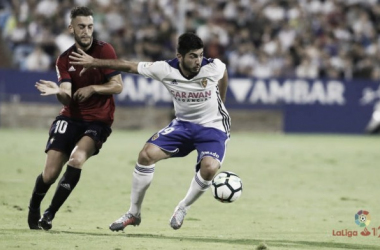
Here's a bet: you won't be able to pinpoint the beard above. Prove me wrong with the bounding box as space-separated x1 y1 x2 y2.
73 32 92 48
182 62 200 74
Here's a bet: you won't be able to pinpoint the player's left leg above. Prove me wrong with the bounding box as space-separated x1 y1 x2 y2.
110 120 190 232
170 156 220 230
170 126 229 230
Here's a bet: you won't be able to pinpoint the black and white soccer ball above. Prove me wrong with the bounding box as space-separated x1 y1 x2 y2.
211 171 242 203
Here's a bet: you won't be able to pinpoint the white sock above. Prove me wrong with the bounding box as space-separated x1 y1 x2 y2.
178 171 211 210
128 163 155 215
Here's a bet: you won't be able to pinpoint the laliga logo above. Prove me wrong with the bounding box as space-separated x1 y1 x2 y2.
355 210 371 236
355 210 371 227
332 210 380 237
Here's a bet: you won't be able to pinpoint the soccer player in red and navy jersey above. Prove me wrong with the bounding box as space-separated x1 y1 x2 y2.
27 6 123 230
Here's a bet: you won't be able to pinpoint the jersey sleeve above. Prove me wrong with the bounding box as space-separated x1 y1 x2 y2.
56 56 71 83
137 61 170 81
100 43 121 79
212 58 226 81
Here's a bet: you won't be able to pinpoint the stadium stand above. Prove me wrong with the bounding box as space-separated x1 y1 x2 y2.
1 0 380 80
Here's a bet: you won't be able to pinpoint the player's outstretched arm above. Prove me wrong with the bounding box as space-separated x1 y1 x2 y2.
218 69 228 103
35 80 72 106
69 48 139 76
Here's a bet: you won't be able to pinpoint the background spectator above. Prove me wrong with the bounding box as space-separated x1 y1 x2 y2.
1 0 380 80
24 45 51 71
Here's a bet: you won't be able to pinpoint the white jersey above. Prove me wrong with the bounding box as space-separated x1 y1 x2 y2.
137 58 231 134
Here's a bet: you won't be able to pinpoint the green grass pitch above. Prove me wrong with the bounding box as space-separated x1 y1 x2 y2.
0 128 379 250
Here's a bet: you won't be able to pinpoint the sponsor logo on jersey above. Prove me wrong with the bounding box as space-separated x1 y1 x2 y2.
201 78 208 88
170 90 211 99
68 66 76 72
200 151 220 159
170 80 178 85
170 90 212 102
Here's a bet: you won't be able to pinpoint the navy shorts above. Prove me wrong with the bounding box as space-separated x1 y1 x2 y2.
45 116 112 156
147 119 230 171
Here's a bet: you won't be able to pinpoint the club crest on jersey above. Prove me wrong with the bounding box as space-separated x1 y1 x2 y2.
151 133 159 141
201 78 208 88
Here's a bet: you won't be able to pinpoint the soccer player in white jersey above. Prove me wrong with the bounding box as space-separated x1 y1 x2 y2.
69 32 231 230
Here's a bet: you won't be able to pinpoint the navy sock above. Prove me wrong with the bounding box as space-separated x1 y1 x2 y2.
47 165 81 216
29 173 52 210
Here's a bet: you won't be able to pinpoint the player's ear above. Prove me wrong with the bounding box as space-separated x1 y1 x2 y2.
176 53 182 61
68 24 74 34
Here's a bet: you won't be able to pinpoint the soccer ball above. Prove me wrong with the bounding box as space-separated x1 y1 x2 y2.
211 171 242 203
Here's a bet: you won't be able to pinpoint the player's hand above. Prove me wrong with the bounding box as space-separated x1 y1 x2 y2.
69 48 94 76
35 80 60 96
73 86 94 102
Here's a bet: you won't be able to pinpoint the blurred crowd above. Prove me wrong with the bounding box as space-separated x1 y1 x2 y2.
1 0 380 80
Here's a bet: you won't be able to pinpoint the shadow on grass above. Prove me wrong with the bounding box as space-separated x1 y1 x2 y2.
2 229 376 249
49 231 378 249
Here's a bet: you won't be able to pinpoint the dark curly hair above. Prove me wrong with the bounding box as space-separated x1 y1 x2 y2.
177 32 204 56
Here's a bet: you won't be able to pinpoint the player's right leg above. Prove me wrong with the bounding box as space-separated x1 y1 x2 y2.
109 143 170 231
110 120 192 232
28 150 67 229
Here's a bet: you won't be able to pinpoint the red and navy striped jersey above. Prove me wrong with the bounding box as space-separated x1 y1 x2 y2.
55 39 120 126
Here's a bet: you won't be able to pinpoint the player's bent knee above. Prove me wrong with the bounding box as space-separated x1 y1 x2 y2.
138 149 155 165
201 157 220 169
42 170 59 184
68 153 87 168
138 143 168 165
200 157 220 180
42 175 56 184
